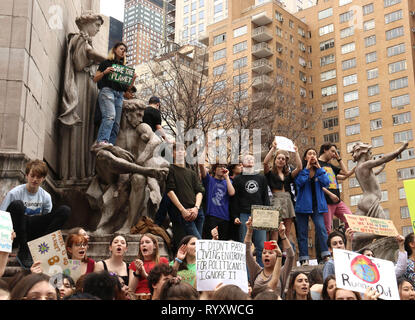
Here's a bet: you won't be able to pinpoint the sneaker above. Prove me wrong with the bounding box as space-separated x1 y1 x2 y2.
300 260 309 266
16 245 33 269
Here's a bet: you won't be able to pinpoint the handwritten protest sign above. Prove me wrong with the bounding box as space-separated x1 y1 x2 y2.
333 248 399 300
345 214 398 237
66 259 82 283
275 136 296 153
403 179 415 234
0 211 13 253
28 230 69 277
251 205 279 231
108 64 135 86
196 240 248 293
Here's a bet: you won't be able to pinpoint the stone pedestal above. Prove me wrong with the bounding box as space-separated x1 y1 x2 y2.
0 152 29 202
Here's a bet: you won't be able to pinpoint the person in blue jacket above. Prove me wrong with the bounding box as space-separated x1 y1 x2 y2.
295 147 331 266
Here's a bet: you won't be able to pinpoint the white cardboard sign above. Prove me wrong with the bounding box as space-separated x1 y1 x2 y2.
196 240 248 293
0 211 13 253
275 136 296 153
333 248 400 300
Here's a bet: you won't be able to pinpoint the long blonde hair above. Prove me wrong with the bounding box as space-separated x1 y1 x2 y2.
138 233 160 263
108 42 127 65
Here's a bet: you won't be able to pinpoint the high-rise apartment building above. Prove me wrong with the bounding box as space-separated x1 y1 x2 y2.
201 0 415 247
296 0 415 237
174 0 229 44
123 0 165 66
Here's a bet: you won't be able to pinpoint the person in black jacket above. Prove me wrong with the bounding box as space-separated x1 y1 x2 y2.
232 154 270 267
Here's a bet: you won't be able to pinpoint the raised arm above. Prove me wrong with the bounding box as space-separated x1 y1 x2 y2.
363 142 408 170
263 141 277 174
290 144 303 178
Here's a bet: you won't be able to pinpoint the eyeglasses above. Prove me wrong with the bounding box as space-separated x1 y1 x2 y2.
74 243 88 248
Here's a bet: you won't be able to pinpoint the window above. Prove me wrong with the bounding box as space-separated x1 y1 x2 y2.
320 54 335 66
318 7 333 20
384 0 401 8
350 194 363 206
369 101 381 113
389 60 407 74
368 84 379 97
213 48 226 61
339 0 352 6
398 187 406 199
363 20 375 31
385 10 403 24
199 10 204 19
367 68 378 80
403 226 413 236
324 132 339 143
381 190 388 202
319 24 334 36
213 80 226 91
213 33 226 45
349 177 360 188
371 136 384 148
191 14 197 24
390 77 408 91
323 116 338 129
320 39 335 51
344 90 358 102
346 123 360 136
233 56 247 70
394 130 413 143
233 90 248 102
322 100 338 112
183 17 189 26
386 26 404 40
233 25 247 38
233 73 248 85
276 26 282 37
397 148 415 161
393 112 411 125
345 106 359 119
363 3 374 15
340 10 354 23
400 206 410 219
342 58 356 70
341 42 355 54
322 84 337 96
340 26 354 38
377 172 387 184
320 69 336 82
184 5 189 13
397 167 415 180
343 74 357 86
364 35 376 47
391 94 410 108
370 118 382 130
233 41 247 54
387 43 405 57
214 3 223 14
213 64 226 76
366 51 377 63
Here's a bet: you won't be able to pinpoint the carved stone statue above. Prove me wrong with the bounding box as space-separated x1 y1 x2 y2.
58 13 106 182
351 141 409 252
86 99 169 234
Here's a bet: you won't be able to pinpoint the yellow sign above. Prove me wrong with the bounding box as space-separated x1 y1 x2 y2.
345 214 398 237
403 179 415 234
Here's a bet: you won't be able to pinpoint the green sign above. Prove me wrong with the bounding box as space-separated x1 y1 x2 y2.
108 64 135 86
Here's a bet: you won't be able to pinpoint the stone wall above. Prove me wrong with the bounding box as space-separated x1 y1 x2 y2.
0 0 109 201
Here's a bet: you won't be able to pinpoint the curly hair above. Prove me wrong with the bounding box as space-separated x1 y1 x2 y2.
75 12 104 29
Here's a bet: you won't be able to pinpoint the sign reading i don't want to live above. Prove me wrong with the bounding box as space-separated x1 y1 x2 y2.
196 240 248 293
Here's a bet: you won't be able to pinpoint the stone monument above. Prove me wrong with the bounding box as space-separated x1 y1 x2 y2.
351 141 409 261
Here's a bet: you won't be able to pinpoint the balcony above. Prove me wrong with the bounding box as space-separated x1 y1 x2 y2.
252 92 271 107
251 11 272 26
252 58 273 74
167 4 175 16
252 26 273 42
252 74 273 89
252 42 272 58
198 32 209 46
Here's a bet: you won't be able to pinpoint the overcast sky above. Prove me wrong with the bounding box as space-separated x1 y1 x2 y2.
100 0 125 22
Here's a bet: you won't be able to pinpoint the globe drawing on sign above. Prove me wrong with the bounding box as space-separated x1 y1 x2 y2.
38 242 50 255
350 255 380 284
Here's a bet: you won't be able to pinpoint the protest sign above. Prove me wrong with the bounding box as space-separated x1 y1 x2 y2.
28 230 70 277
196 240 248 292
275 136 296 153
333 248 399 300
108 64 135 86
0 211 13 253
345 214 398 237
403 179 415 234
251 205 279 231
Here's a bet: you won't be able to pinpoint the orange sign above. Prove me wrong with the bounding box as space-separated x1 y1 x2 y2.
345 215 398 237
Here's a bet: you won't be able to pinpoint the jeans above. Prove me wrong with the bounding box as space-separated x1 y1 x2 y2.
183 208 205 239
97 87 124 145
239 213 266 267
296 208 330 261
